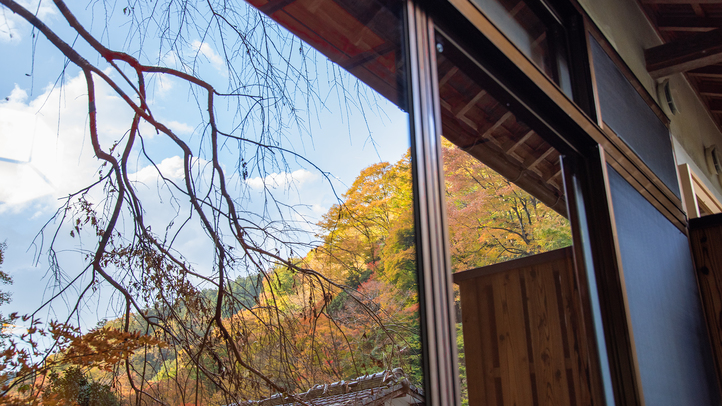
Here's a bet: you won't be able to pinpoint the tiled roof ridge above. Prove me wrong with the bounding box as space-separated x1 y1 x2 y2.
243 368 424 406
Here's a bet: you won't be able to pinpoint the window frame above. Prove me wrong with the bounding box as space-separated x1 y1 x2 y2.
240 1 694 405
408 1 659 405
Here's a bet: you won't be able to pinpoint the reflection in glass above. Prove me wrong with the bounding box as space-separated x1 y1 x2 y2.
443 140 571 272
470 0 572 95
437 31 589 406
98 2 423 405
200 1 425 404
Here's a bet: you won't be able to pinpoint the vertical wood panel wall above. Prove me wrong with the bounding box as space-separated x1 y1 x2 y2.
453 247 592 406
690 212 722 395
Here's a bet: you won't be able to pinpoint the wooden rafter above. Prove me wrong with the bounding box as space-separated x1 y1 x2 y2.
528 147 555 172
548 167 563 187
509 1 526 18
454 137 567 216
640 0 719 4
258 0 296 14
688 65 722 77
341 42 397 70
645 29 722 78
456 90 488 131
656 16 721 32
708 99 722 113
440 99 453 112
692 3 705 16
481 111 513 147
698 82 722 96
506 130 535 161
530 32 547 50
439 67 459 88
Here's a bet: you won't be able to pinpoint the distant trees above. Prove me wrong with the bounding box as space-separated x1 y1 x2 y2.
43 367 120 406
443 140 571 272
0 242 10 340
0 1 570 404
1 0 400 402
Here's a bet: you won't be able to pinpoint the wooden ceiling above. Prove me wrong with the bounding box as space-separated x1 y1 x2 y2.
639 0 722 131
250 0 566 216
247 0 406 107
437 50 567 216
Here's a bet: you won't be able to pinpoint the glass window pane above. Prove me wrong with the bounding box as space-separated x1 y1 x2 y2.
193 1 423 402
437 30 591 406
469 0 572 95
590 37 680 198
0 1 421 405
607 166 720 406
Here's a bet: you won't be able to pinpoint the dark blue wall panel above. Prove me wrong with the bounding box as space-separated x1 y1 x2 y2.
608 166 719 405
592 38 680 198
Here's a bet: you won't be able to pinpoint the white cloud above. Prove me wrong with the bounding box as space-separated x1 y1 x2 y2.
129 155 215 189
156 73 174 93
167 120 194 135
190 40 225 72
246 169 317 190
0 0 56 43
130 155 186 184
0 71 204 213
1 323 27 336
0 73 134 212
0 15 21 44
147 73 176 99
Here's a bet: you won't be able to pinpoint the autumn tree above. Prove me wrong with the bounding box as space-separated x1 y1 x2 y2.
316 154 415 290
42 366 120 406
443 140 571 271
0 242 10 340
0 0 417 404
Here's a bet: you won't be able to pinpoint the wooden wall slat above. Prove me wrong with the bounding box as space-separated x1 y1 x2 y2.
527 263 569 405
558 253 591 406
457 247 591 406
690 213 722 395
460 281 486 406
496 270 533 405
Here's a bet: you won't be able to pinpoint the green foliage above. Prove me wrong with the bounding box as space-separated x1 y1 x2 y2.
0 242 10 303
32 146 572 403
43 367 120 406
153 358 178 381
316 154 415 292
443 140 572 271
0 242 11 340
457 323 469 406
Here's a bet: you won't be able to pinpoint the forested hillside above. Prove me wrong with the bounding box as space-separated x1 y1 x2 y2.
3 144 570 405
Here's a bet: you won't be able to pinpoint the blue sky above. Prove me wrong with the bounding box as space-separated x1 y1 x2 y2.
0 0 411 331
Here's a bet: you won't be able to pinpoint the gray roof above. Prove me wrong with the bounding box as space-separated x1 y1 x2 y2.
240 368 424 406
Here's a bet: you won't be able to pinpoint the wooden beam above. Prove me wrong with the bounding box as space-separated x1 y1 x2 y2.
506 130 535 160
692 4 705 17
657 16 721 32
698 82 722 96
509 1 525 18
456 90 488 121
439 67 459 88
548 167 563 188
645 29 722 78
530 32 547 50
341 42 397 70
462 141 567 216
708 98 722 113
258 0 296 14
528 146 556 172
688 65 722 77
480 111 513 148
641 0 718 4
